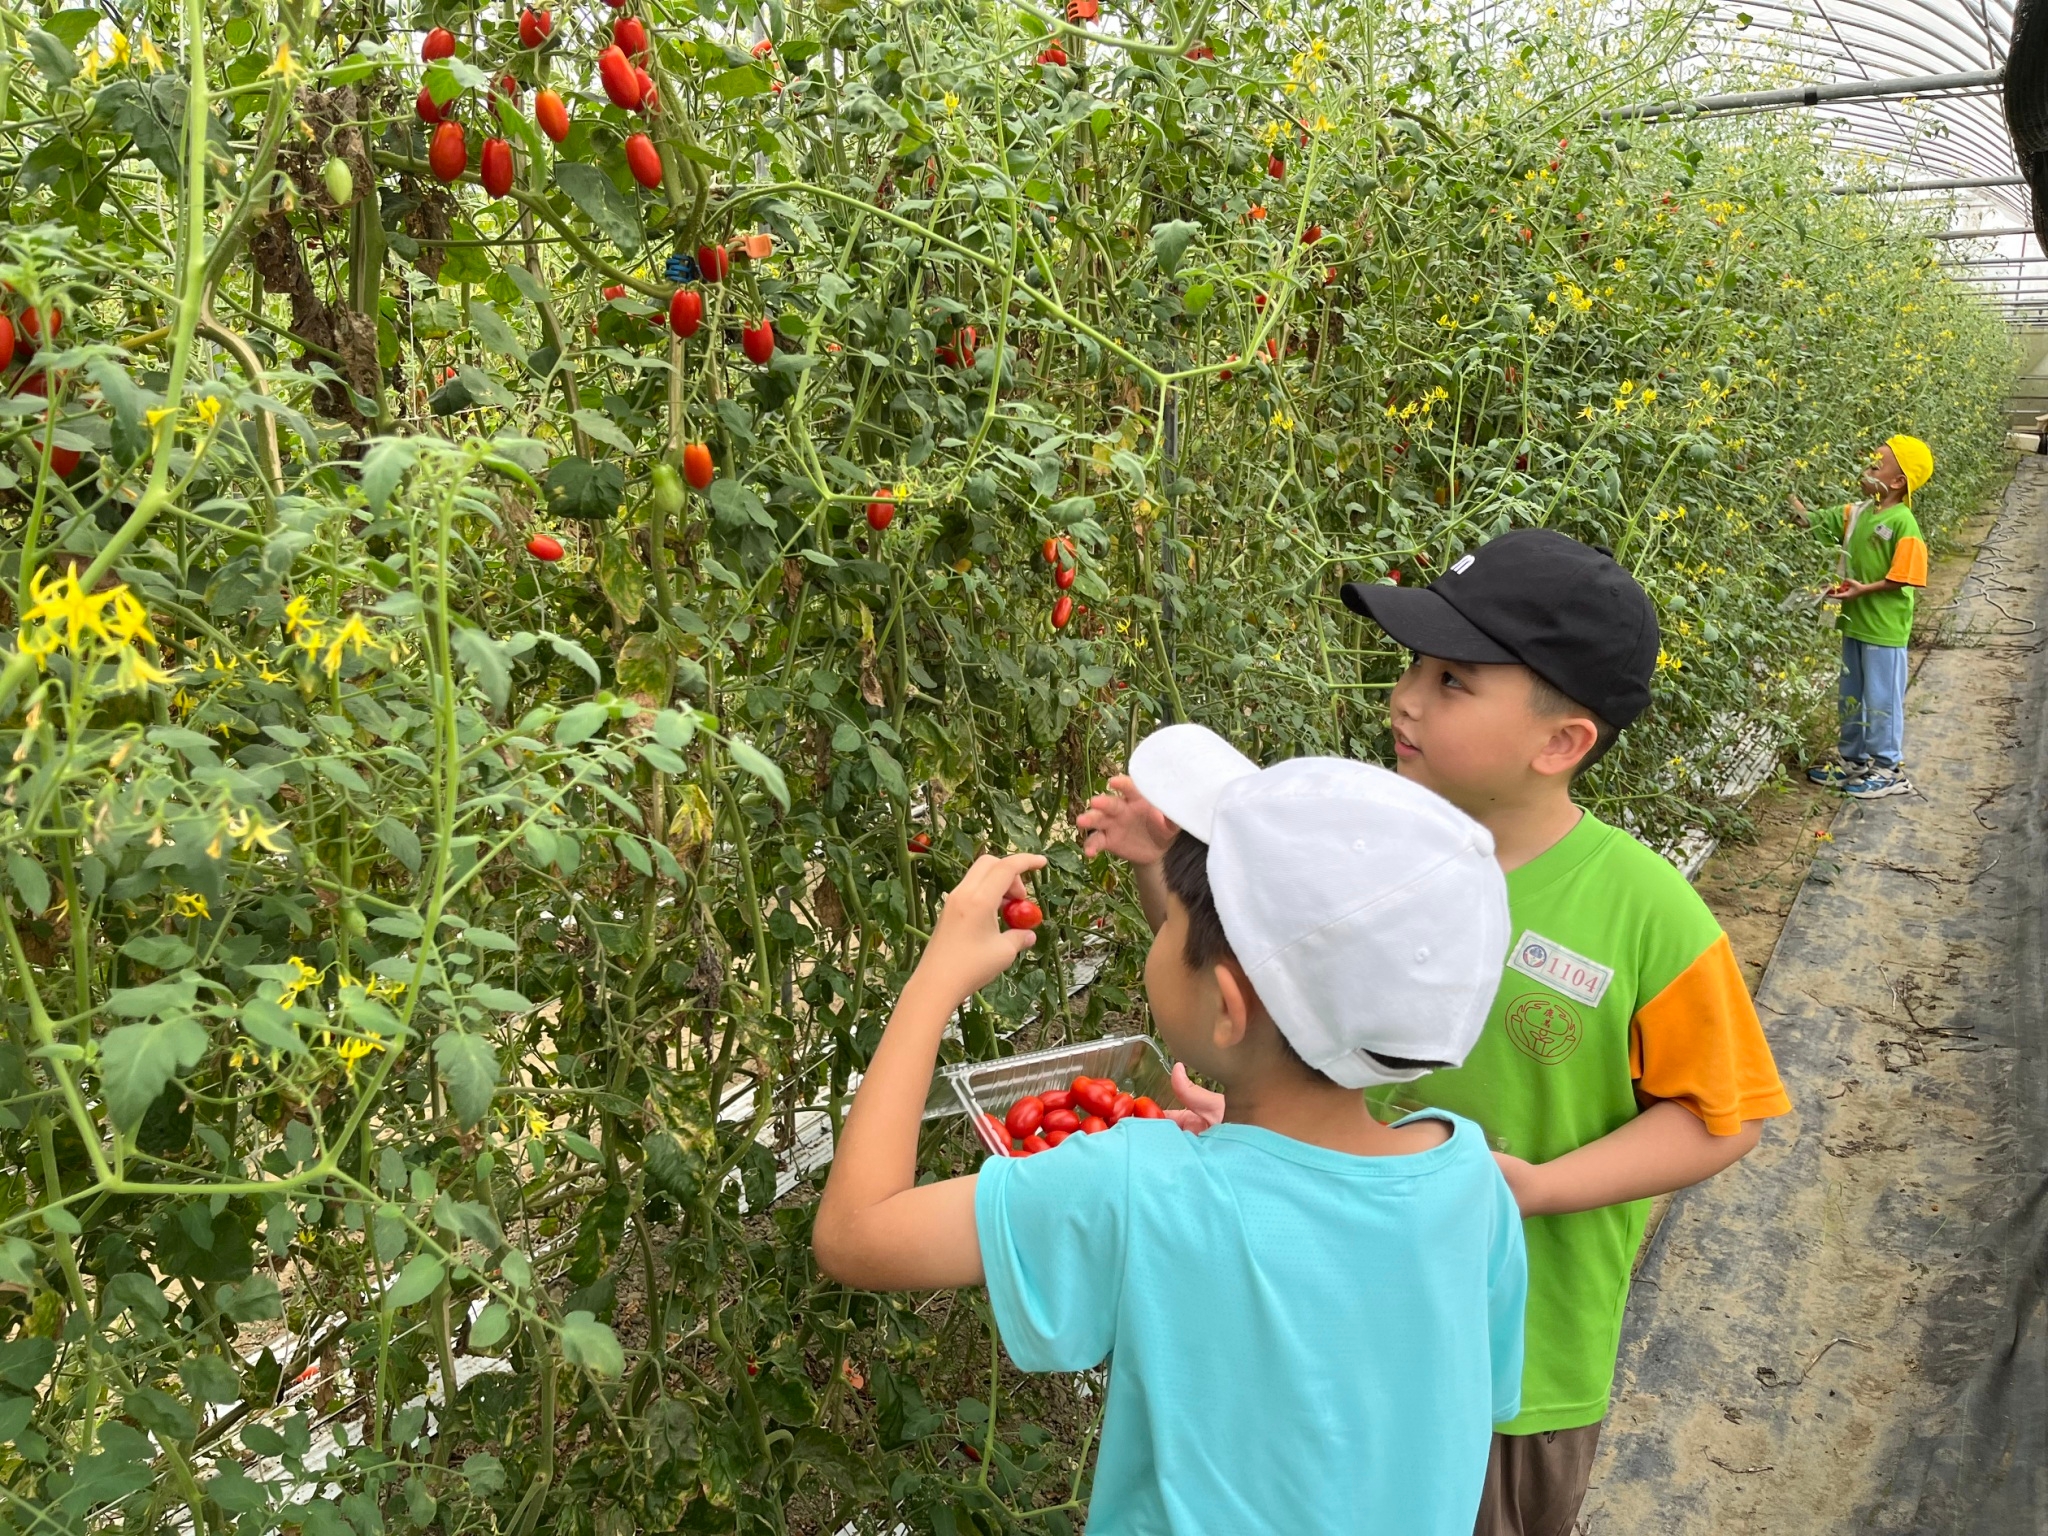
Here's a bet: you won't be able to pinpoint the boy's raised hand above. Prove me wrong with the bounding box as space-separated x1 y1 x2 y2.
913 852 1048 1001
1078 774 1177 866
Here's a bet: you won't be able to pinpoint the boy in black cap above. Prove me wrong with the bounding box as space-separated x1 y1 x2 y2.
1079 528 1790 1536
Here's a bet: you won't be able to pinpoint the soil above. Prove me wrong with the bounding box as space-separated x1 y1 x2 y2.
1584 461 2048 1534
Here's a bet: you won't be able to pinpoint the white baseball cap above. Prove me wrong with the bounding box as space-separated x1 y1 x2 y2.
1128 724 1509 1089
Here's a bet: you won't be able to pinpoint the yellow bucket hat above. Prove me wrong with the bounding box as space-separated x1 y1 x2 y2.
1886 434 1933 498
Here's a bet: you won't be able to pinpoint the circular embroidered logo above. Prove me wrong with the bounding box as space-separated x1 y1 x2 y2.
1517 939 1550 971
1504 991 1583 1065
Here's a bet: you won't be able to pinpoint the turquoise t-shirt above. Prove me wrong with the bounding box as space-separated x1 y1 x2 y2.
975 1113 1526 1535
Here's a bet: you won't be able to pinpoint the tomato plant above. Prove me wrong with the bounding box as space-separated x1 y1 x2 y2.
0 0 2016 1530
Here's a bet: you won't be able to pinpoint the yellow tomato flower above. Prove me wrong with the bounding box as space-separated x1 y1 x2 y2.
114 646 174 693
321 614 379 678
276 955 322 1010
265 38 305 84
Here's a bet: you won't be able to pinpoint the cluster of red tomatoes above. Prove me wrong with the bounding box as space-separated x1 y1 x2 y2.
1041 534 1080 631
983 1074 1166 1156
934 324 977 369
1 298 74 474
413 9 658 194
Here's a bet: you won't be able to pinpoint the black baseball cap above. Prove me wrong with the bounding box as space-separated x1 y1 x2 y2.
1340 528 1661 727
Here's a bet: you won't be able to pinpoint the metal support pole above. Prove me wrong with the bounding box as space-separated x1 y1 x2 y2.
1931 226 2037 240
1610 67 2004 122
1157 385 1179 725
1830 174 2028 195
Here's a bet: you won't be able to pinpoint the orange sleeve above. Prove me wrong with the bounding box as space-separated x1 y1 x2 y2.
1887 536 1928 587
1627 933 1792 1134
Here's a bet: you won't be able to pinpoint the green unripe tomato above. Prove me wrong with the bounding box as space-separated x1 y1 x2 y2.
338 900 367 938
651 462 685 518
323 155 355 207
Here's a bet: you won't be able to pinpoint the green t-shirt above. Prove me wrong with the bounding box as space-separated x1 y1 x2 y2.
1372 813 1789 1434
1814 500 1929 648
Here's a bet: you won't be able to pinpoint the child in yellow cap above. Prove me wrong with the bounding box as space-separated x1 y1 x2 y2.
1789 434 1932 798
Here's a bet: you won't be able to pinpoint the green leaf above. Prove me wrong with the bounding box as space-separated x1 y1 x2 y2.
461 1453 506 1495
451 627 512 712
315 757 372 795
24 29 80 84
1150 219 1202 276
543 631 601 685
653 710 698 750
383 1253 445 1311
0 1336 55 1392
208 1464 271 1515
120 932 193 970
43 10 103 47
559 1310 624 1376
123 1385 195 1443
866 741 909 801
106 1271 170 1321
239 997 308 1060
706 63 773 98
545 455 625 522
555 701 610 746
105 974 200 1018
468 985 533 1013
707 476 770 530
571 408 637 454
554 162 643 250
470 1301 512 1349
86 356 158 463
727 739 789 809
220 1273 283 1321
180 1353 242 1404
616 632 675 700
374 816 423 873
6 853 50 915
506 264 551 306
1183 280 1215 315
595 531 646 623
0 1237 39 1288
99 1018 206 1130
466 296 520 354
360 437 420 514
433 1031 500 1127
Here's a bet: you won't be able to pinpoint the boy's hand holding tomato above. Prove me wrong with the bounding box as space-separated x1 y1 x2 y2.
911 852 1047 1002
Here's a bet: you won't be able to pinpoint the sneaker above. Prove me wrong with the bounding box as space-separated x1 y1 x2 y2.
1844 766 1912 799
1807 758 1869 789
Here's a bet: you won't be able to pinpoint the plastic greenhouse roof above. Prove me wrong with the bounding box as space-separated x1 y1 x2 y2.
1612 1 2039 320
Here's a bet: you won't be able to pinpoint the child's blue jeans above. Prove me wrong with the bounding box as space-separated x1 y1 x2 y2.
1838 637 1908 768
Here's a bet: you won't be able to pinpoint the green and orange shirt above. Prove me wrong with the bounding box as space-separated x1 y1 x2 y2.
1814 500 1928 648
1371 812 1790 1434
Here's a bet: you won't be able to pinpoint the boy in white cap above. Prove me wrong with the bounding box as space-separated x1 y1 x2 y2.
1082 530 1790 1536
815 727 1527 1534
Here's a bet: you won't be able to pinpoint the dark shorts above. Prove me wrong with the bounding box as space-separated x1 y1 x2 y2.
1472 1424 1602 1536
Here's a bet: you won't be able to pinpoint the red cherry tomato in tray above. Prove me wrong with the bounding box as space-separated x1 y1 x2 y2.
1005 1095 1046 1140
